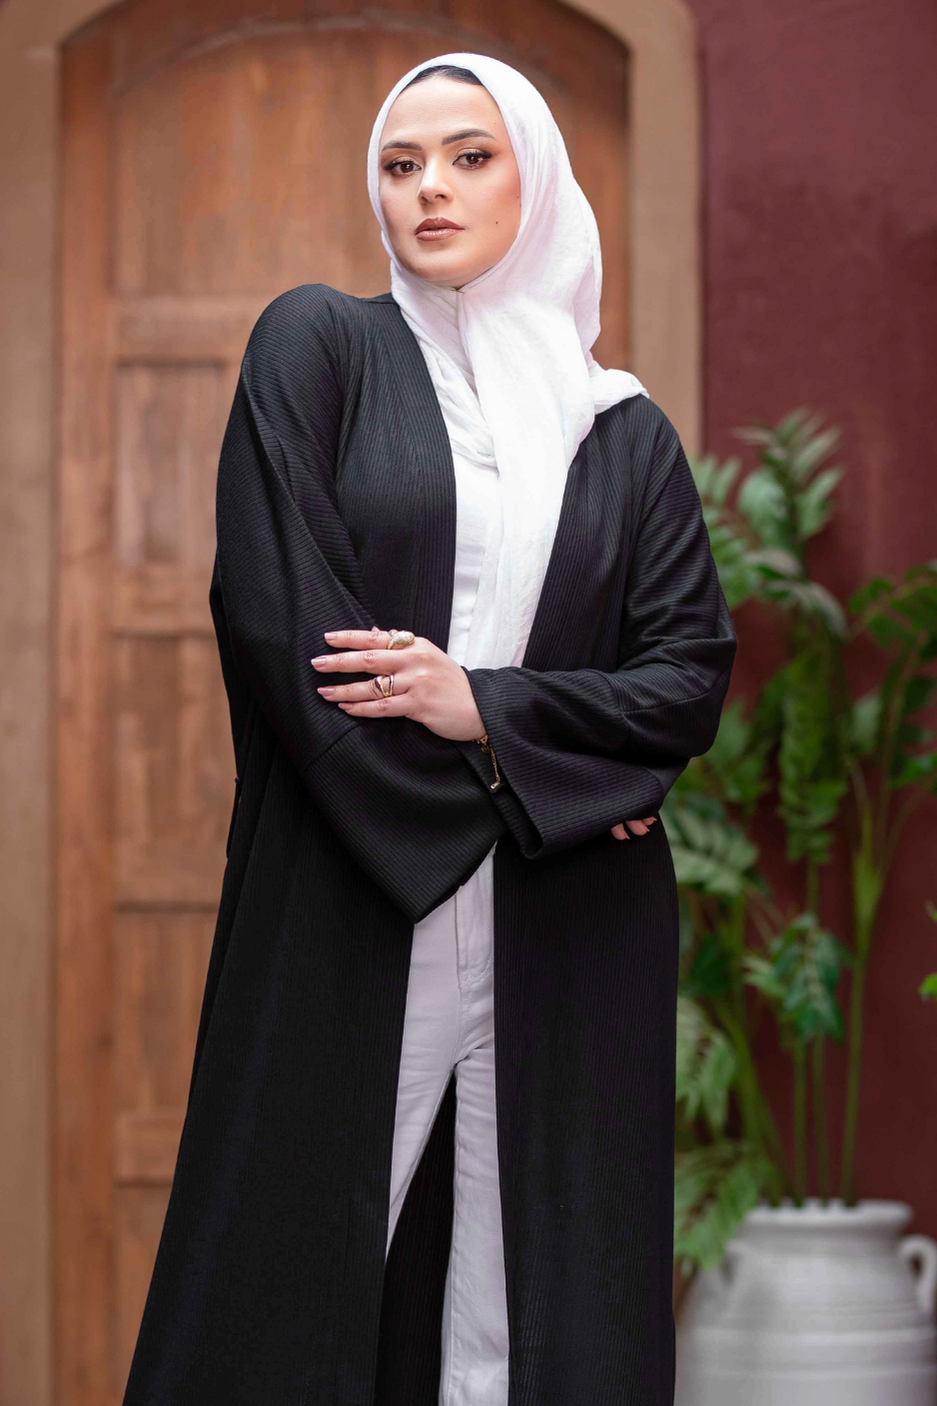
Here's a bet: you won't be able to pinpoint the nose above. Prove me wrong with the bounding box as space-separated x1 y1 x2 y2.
417 153 453 202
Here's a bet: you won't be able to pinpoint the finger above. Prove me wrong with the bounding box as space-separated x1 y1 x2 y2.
322 627 393 650
317 677 409 703
611 823 630 840
310 647 402 674
336 696 411 718
626 820 650 836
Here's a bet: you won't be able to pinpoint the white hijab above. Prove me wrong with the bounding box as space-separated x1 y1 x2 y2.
366 52 648 668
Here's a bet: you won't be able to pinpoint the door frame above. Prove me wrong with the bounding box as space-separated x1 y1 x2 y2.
0 0 701 1401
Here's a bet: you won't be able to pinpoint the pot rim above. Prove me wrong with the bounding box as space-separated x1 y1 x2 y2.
742 1197 913 1231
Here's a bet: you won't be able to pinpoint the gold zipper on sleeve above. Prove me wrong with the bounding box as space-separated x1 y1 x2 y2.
476 732 502 791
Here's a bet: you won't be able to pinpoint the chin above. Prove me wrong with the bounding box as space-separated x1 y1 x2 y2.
399 236 480 283
407 258 474 287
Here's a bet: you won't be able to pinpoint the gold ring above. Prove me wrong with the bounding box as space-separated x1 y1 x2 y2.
377 673 394 698
387 629 415 650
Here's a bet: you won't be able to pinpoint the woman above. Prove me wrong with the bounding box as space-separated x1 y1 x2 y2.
123 52 736 1406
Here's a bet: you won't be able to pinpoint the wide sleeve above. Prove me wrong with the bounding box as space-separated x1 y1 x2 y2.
458 411 737 858
213 284 504 923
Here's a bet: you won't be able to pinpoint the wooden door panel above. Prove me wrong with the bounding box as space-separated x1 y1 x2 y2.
115 911 216 1166
114 364 224 572
58 5 632 1402
114 635 232 904
113 1186 172 1395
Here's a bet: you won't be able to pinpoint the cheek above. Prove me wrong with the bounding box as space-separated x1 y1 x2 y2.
478 171 521 252
378 183 405 240
490 166 520 221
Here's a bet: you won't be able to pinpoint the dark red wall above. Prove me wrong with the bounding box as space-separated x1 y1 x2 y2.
683 0 937 1229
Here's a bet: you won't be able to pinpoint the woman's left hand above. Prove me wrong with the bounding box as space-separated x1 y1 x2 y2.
311 627 485 742
610 817 657 840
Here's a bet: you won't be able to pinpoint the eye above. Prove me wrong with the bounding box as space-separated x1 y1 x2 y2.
455 148 492 169
381 148 493 177
382 158 419 176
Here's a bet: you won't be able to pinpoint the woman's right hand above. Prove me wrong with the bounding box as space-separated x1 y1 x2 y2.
610 817 657 840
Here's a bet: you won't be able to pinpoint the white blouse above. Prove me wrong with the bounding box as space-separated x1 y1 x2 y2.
447 448 503 669
410 446 504 944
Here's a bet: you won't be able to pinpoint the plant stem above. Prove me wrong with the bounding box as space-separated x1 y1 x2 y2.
840 946 867 1206
792 1041 808 1202
883 786 926 872
840 829 881 1206
812 1038 830 1200
713 994 787 1190
803 857 829 1200
806 857 820 918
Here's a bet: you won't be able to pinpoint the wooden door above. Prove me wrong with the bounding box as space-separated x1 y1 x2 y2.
56 4 632 1401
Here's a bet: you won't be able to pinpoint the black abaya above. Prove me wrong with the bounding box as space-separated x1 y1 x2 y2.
122 281 736 1406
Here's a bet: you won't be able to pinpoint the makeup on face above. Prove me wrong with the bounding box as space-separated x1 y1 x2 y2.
415 217 465 241
376 78 520 286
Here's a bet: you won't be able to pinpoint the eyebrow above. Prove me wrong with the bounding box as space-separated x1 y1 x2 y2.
380 128 497 154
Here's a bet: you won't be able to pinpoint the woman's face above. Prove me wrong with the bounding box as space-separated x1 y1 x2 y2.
378 76 521 290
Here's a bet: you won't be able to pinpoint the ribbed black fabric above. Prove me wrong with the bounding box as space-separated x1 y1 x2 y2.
374 1076 456 1403
122 283 736 1406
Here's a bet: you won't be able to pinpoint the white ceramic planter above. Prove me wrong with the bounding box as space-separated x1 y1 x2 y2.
675 1198 937 1406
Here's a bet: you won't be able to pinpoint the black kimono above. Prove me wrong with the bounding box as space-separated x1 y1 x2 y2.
122 282 736 1405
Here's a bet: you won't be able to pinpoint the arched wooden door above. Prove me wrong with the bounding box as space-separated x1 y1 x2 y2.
56 4 632 1401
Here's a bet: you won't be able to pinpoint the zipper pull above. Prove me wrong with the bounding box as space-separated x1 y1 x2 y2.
476 732 502 791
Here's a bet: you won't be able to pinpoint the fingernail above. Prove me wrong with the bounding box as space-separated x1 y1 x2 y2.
310 657 327 667
324 631 338 639
317 687 334 696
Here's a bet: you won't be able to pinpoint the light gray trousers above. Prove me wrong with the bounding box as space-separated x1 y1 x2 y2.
385 847 510 1406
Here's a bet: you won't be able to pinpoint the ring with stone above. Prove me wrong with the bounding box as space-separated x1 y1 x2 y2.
386 629 415 650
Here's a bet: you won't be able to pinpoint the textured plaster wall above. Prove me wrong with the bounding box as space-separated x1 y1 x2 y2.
685 0 937 1229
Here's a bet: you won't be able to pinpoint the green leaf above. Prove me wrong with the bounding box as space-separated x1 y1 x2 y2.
796 466 844 539
776 651 848 861
903 675 937 717
849 692 883 757
905 561 937 583
893 583 937 633
849 576 894 616
712 457 743 505
895 723 932 751
747 547 802 578
738 469 789 547
892 753 937 789
744 912 849 1042
790 430 842 484
676 996 737 1135
685 932 735 1000
920 974 937 1001
692 701 771 806
688 452 718 498
674 1141 774 1274
692 453 744 509
868 613 914 649
732 423 774 448
774 580 848 637
664 795 760 897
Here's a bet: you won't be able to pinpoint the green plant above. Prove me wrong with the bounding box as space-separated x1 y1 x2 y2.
672 410 937 1278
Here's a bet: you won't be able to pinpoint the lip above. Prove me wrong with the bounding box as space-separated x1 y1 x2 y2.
415 217 464 241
